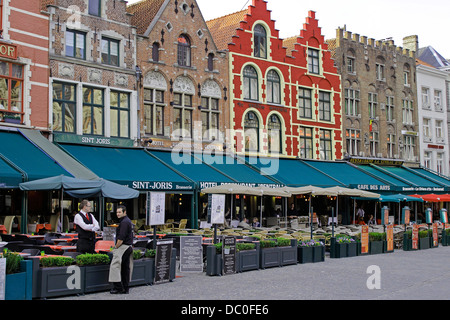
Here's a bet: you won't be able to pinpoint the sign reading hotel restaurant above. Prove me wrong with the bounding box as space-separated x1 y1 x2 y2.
361 225 369 254
180 236 203 273
155 239 173 284
0 43 17 60
147 192 166 226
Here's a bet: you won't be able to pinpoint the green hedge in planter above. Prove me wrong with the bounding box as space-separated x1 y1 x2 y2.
76 253 110 266
4 251 24 274
40 256 74 268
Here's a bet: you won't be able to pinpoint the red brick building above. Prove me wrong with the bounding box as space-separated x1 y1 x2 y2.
0 0 50 130
207 0 342 160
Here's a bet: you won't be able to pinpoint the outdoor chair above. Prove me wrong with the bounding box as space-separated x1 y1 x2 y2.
4 241 24 252
95 240 115 252
0 234 15 242
133 240 148 248
44 232 61 244
21 248 41 256
3 216 15 235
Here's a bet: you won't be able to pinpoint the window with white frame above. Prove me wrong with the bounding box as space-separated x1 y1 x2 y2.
386 96 395 122
403 70 410 86
423 118 431 140
387 133 396 158
402 99 414 125
422 87 430 109
201 96 220 141
368 92 377 119
347 56 355 73
308 48 320 74
376 62 385 81
345 88 359 116
173 92 193 138
424 151 431 169
434 90 442 111
346 129 360 156
437 153 444 174
404 136 415 161
435 120 443 140
144 88 165 136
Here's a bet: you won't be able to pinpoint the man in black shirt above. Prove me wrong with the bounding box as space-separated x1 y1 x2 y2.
109 205 134 294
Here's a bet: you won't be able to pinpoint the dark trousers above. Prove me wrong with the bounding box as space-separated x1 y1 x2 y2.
76 238 95 254
113 246 133 292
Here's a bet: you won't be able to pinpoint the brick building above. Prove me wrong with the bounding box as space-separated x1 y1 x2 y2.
207 0 343 160
42 0 138 147
0 0 50 129
327 28 419 166
127 0 229 152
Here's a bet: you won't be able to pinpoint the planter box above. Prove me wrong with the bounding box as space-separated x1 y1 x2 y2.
236 243 260 273
5 260 32 300
442 232 449 246
84 264 110 293
130 258 154 286
297 246 313 264
35 264 85 299
403 234 414 251
4 118 21 124
260 247 281 269
312 246 325 263
279 239 297 266
347 242 357 257
419 237 430 250
331 241 347 259
369 241 384 255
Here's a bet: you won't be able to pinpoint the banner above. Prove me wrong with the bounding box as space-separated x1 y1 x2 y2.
386 225 394 252
361 225 369 254
432 223 438 247
412 224 419 250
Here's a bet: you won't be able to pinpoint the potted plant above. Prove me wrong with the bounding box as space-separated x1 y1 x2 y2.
369 232 385 255
298 239 324 264
331 234 354 258
235 242 259 273
278 238 297 266
259 239 280 269
77 253 111 293
3 250 33 300
418 230 430 250
33 255 80 299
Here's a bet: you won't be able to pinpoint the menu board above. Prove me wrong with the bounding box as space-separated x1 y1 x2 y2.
222 236 236 275
180 236 203 273
0 258 5 300
412 224 419 250
210 194 225 225
155 239 173 284
432 223 438 247
361 225 369 254
147 192 166 226
386 225 394 252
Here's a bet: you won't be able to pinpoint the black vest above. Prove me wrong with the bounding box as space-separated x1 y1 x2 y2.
77 212 95 240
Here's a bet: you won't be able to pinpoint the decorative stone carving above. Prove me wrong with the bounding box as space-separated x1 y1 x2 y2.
88 68 102 83
115 73 129 87
201 79 221 98
143 71 167 90
173 76 194 94
58 62 74 78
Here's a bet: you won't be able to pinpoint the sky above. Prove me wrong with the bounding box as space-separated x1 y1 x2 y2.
126 0 450 58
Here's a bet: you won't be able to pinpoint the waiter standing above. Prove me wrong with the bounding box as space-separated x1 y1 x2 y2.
109 205 134 294
74 200 100 253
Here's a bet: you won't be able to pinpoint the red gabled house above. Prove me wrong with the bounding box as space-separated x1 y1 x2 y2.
207 0 342 160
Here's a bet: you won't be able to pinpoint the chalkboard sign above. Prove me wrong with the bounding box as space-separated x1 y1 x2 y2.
0 258 5 300
155 239 173 284
102 227 116 242
180 236 203 273
222 236 236 275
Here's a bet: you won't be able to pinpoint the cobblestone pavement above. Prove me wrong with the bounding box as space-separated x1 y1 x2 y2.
55 246 450 302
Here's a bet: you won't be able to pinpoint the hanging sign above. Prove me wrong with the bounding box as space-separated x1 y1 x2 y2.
361 225 369 254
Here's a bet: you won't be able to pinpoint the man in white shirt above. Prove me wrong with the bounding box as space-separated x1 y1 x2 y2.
74 199 100 253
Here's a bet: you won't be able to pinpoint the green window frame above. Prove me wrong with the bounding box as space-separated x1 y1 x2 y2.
101 37 119 66
88 0 101 16
52 82 76 134
82 87 104 136
110 91 130 138
66 29 86 60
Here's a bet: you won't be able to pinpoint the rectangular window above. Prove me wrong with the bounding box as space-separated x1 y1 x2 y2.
143 88 165 136
308 48 320 74
424 151 431 169
434 90 442 111
403 71 410 86
298 88 312 119
368 92 377 119
422 87 430 109
404 136 415 161
0 61 24 123
66 29 86 59
101 38 119 66
52 82 76 133
386 96 395 122
82 87 104 136
347 57 355 73
402 99 414 125
369 131 379 157
423 118 431 139
299 127 313 159
387 133 396 158
319 91 331 121
345 88 359 116
88 0 101 16
437 153 444 174
376 63 385 81
346 129 360 156
436 120 443 139
319 129 332 160
110 91 129 138
173 92 193 138
201 97 220 141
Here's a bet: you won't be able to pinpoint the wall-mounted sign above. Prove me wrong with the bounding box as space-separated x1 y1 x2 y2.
54 133 134 147
0 43 18 60
349 157 404 166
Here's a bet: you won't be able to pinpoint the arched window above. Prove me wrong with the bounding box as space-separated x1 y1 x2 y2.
177 34 191 67
254 24 267 58
267 70 281 104
243 65 258 101
244 111 259 152
152 42 160 62
267 114 282 154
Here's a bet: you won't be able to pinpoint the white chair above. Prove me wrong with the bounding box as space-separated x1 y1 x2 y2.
3 216 15 234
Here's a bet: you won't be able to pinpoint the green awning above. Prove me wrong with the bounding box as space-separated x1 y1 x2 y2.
148 151 236 188
356 165 410 188
243 156 342 187
0 156 22 188
59 144 195 192
0 130 70 182
377 166 444 191
409 168 450 188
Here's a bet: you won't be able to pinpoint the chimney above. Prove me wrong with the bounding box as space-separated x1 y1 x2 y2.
403 35 419 52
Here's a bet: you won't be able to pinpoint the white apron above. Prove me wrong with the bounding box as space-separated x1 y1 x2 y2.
108 244 134 282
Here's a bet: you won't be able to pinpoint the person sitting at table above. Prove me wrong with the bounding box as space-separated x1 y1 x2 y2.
252 217 260 228
367 214 376 225
74 200 100 253
238 217 251 229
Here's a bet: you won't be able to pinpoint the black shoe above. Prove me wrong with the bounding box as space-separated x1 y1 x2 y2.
110 288 123 294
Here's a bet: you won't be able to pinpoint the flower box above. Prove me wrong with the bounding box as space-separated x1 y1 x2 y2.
130 258 154 286
260 246 281 269
236 243 260 273
5 259 33 300
34 264 85 299
297 246 313 264
331 241 347 258
280 240 297 266
369 241 384 255
83 264 110 293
